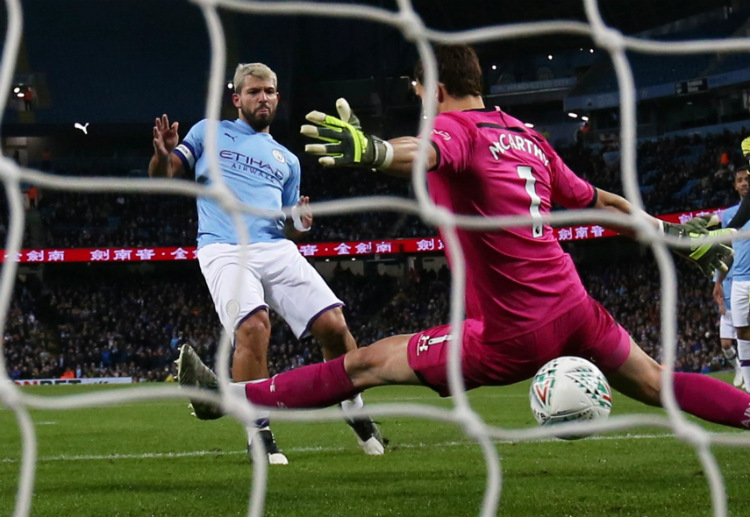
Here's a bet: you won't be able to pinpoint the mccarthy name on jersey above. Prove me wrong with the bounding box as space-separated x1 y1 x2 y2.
488 132 550 166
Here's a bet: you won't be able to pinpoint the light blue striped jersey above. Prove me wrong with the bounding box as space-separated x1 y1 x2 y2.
722 202 750 283
174 118 301 248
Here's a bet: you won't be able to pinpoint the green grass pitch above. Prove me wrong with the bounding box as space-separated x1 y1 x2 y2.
1 376 749 517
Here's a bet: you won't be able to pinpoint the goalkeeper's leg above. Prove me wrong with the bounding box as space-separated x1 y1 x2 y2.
311 307 386 455
233 334 422 411
608 339 750 429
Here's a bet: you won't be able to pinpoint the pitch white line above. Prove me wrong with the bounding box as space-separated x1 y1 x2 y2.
1 432 692 464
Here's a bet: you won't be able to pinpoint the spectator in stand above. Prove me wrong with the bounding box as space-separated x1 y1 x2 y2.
22 88 33 111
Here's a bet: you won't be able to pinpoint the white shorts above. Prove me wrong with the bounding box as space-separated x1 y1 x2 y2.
197 241 343 339
730 280 750 328
720 311 737 340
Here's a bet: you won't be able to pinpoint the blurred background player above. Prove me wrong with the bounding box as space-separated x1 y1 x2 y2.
714 267 744 388
149 62 383 464
726 166 750 392
714 168 748 388
180 44 750 433
720 137 750 228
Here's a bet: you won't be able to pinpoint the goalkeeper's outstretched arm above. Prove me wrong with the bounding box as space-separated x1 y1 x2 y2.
591 188 714 238
595 188 733 277
373 136 436 179
593 189 662 237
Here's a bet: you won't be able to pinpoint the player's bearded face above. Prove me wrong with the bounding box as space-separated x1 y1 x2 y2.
735 171 749 198
234 76 278 132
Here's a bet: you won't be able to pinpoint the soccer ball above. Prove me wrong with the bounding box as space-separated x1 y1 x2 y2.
529 356 612 439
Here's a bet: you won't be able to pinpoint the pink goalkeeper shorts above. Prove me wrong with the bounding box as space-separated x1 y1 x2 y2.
406 295 631 397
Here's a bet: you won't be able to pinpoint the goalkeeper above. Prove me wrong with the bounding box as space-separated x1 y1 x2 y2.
180 45 750 433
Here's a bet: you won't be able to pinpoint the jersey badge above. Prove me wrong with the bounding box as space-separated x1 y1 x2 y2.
272 149 286 164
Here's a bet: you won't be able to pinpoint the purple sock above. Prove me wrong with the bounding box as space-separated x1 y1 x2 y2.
673 372 750 430
244 356 360 409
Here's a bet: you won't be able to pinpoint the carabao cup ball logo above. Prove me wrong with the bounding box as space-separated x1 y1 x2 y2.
529 356 612 439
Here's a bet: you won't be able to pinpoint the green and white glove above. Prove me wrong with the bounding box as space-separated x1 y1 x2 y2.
662 215 734 277
301 98 393 169
741 136 750 164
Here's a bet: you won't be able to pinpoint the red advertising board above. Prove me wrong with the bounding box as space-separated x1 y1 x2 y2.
0 208 723 263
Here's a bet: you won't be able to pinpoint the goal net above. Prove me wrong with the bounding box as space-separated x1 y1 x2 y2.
1 1 749 516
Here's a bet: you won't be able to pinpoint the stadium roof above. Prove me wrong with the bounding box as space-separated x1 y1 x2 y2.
300 0 738 67
407 0 732 35
1 0 740 130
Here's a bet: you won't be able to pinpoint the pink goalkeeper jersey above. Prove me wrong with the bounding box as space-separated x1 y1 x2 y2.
428 107 596 342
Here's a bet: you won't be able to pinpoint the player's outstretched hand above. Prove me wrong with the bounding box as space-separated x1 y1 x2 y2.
663 215 734 277
153 114 179 157
300 98 393 169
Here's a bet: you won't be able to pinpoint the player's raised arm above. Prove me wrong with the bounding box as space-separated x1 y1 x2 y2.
594 188 734 277
149 114 184 178
300 98 435 178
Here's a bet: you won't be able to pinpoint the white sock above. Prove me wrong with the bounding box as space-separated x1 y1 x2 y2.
723 346 737 361
340 393 364 413
228 380 271 442
737 340 750 390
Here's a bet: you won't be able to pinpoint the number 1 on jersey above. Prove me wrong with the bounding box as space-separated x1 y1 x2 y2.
517 165 543 238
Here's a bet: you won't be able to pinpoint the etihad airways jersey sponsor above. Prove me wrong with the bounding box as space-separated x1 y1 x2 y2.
175 118 301 247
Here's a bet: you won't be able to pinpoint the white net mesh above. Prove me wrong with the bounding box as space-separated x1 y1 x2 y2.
1 1 749 516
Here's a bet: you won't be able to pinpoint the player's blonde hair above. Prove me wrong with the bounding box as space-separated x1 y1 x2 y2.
233 63 277 93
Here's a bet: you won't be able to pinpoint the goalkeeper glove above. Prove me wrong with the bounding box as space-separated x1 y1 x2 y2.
301 98 394 169
662 215 734 278
742 136 750 164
